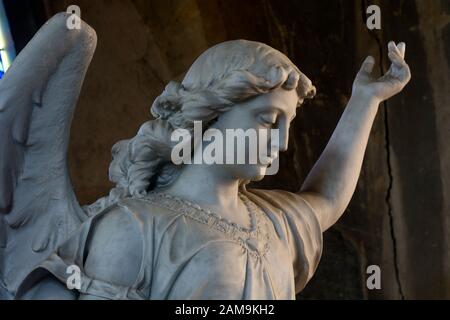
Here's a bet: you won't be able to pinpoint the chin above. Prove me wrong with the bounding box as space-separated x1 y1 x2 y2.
250 173 265 182
234 165 267 182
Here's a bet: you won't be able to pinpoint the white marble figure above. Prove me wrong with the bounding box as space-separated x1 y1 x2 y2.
0 13 410 300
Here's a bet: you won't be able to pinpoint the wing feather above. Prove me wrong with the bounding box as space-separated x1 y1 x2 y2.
0 12 97 296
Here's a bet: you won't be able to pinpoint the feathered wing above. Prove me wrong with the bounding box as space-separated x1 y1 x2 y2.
0 13 97 298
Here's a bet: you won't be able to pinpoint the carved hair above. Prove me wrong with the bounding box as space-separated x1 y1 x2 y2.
85 40 315 215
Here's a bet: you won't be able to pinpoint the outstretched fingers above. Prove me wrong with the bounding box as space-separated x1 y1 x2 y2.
362 55 375 73
357 55 375 79
386 41 411 84
397 42 406 58
388 41 406 68
388 41 403 58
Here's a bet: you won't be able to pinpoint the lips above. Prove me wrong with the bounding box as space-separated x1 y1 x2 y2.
258 153 278 166
268 151 279 163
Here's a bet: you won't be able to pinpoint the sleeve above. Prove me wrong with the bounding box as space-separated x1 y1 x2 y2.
246 188 323 293
16 203 148 300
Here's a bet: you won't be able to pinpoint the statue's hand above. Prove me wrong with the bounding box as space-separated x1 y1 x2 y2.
353 41 411 103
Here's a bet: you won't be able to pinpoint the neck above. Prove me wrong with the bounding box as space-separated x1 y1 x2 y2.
161 163 241 212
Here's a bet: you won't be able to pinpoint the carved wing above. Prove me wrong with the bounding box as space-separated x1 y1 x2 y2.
0 13 96 298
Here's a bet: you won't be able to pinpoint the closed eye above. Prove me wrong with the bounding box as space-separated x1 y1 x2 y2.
258 112 278 127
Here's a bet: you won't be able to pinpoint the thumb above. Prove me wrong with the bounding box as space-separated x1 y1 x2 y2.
358 55 375 76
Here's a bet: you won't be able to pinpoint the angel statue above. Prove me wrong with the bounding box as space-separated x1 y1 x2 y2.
0 13 410 300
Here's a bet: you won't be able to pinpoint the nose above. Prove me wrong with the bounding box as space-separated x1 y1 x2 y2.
298 72 316 100
278 121 289 152
305 85 316 99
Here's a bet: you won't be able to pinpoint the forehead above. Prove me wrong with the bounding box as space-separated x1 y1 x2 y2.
248 87 299 115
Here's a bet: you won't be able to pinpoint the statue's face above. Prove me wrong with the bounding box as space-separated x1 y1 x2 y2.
207 87 299 181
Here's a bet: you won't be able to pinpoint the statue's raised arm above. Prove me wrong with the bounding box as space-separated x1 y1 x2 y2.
0 13 96 298
299 42 411 231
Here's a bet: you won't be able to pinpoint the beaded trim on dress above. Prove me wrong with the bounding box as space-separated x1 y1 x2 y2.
140 191 271 258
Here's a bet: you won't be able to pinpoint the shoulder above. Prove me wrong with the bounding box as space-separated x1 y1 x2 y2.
245 188 322 239
16 203 147 299
246 188 319 223
83 195 185 285
83 203 144 287
116 194 186 230
246 188 323 292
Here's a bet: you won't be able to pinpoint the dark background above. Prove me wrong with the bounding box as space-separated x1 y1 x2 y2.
4 0 450 299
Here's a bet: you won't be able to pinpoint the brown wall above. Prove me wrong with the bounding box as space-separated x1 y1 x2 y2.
30 0 449 299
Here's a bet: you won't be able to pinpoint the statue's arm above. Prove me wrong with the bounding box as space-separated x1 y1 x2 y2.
17 206 144 300
77 207 144 300
298 42 411 232
18 207 143 300
18 276 78 300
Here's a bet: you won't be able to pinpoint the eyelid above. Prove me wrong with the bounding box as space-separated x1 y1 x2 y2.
259 111 278 124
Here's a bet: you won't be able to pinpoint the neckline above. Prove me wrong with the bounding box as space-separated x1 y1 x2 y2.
144 190 266 240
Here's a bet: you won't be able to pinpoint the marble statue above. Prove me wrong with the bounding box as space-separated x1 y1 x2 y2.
0 13 411 300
